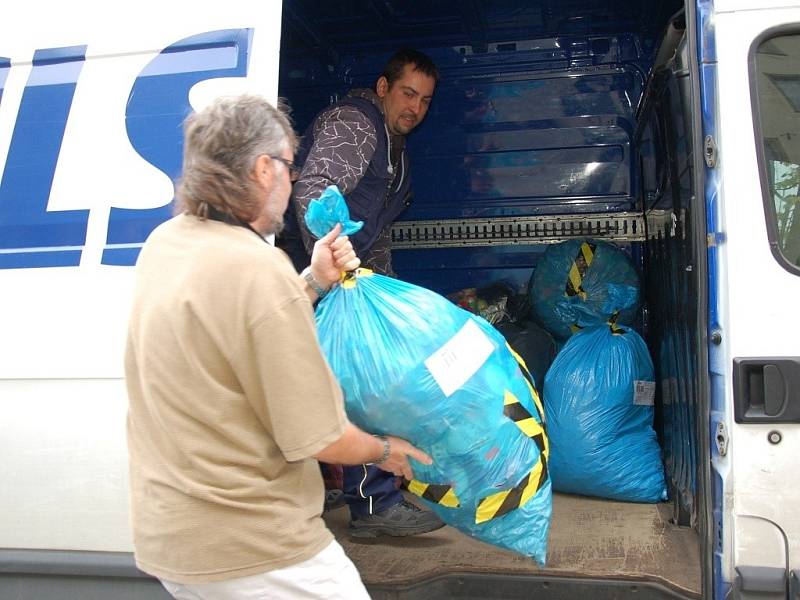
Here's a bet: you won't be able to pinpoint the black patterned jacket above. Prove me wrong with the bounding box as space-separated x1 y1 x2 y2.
279 89 412 276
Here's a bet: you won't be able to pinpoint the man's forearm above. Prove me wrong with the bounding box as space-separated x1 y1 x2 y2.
314 422 385 465
290 104 377 256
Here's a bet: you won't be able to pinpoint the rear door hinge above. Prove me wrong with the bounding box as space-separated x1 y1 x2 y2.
704 135 718 168
715 421 728 456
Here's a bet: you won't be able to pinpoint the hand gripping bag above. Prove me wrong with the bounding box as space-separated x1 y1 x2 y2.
528 239 640 341
542 322 667 502
315 270 553 563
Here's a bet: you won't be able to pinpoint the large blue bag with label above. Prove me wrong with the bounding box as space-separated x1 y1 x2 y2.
542 322 666 502
305 186 551 561
529 239 640 341
316 270 552 563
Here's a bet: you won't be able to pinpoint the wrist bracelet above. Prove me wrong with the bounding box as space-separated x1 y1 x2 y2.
301 267 328 298
366 435 390 466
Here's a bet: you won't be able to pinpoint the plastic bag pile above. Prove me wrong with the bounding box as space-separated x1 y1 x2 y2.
542 322 667 502
529 239 640 341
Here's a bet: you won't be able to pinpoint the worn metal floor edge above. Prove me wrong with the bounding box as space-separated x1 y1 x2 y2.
325 492 702 598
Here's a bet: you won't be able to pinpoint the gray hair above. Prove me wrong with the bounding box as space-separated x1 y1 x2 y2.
175 94 297 222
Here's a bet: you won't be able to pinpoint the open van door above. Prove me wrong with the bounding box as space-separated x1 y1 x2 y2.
709 1 800 597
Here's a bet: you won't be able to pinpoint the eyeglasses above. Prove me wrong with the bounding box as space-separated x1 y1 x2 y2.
269 156 300 182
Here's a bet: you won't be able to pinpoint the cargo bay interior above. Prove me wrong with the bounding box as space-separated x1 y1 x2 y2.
277 1 707 598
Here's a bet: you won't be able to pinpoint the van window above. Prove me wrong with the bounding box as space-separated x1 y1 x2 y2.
754 33 800 271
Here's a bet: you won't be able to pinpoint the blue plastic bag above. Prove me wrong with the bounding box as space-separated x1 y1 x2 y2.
529 239 639 341
542 323 667 502
303 185 363 238
316 270 552 563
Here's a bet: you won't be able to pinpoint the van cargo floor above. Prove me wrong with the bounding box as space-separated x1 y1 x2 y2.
325 492 701 598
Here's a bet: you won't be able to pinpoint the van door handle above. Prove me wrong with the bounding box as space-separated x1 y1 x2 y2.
733 358 800 423
734 566 788 599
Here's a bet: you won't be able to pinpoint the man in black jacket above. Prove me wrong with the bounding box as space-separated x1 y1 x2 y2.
280 48 437 276
278 49 442 538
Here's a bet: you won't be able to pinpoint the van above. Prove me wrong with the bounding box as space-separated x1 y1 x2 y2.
1 1 799 599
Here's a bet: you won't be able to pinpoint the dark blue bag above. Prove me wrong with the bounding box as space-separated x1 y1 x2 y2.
529 239 639 341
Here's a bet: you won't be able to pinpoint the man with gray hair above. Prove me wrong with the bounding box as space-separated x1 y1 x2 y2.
125 94 432 599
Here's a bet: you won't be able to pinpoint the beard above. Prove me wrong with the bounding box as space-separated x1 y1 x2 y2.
393 113 417 135
254 185 288 236
263 214 285 236
271 218 285 236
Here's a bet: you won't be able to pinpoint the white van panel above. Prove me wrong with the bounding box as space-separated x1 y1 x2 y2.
0 2 282 380
714 3 800 577
0 1 282 551
0 380 132 551
715 0 800 13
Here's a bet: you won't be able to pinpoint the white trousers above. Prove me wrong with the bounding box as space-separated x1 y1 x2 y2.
160 540 371 600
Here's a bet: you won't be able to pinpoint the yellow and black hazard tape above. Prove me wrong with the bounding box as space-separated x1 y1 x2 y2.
503 389 548 458
505 343 549 465
607 311 626 335
505 343 546 426
341 267 373 289
466 342 550 524
475 457 549 524
565 241 597 300
404 479 460 508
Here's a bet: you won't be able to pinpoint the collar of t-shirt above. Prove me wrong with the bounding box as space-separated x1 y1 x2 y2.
206 205 270 245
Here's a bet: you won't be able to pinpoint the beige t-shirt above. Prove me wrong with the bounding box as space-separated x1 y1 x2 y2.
125 214 347 583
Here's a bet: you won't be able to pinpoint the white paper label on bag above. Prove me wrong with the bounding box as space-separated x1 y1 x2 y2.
425 319 495 397
633 380 656 405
